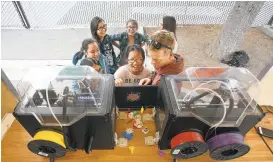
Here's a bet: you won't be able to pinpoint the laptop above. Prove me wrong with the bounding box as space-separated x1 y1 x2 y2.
115 85 158 110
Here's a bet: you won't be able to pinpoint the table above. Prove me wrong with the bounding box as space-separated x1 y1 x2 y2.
1 108 273 162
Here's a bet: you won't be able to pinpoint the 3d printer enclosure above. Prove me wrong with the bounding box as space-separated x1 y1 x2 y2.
13 74 116 150
11 68 265 152
155 75 265 150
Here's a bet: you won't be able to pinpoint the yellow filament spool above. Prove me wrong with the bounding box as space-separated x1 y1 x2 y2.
28 130 67 159
33 130 66 148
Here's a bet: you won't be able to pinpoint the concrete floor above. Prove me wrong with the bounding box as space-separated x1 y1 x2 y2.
145 25 273 77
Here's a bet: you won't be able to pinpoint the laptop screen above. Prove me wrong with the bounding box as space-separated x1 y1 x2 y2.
115 85 158 109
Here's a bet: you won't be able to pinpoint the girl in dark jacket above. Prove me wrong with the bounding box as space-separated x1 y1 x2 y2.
90 16 118 74
110 19 149 66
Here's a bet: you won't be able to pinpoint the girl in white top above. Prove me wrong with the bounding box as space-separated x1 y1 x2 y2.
114 44 152 86
160 15 178 53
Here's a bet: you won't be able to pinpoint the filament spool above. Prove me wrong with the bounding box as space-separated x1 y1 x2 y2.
207 132 250 160
27 130 66 159
170 131 208 159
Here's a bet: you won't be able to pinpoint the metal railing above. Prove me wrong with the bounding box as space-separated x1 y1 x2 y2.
1 1 273 29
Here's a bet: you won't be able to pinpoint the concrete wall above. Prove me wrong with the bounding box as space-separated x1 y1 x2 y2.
1 28 127 60
1 27 144 88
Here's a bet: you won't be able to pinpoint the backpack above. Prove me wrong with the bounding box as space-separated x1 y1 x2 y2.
221 50 249 67
72 51 84 65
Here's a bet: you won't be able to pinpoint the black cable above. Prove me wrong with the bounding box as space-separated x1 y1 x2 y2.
84 119 96 154
62 86 69 121
254 126 273 155
264 106 273 114
87 136 94 153
63 127 77 151
252 105 273 154
62 96 68 120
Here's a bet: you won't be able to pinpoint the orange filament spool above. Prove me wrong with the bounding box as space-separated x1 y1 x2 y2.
170 131 208 159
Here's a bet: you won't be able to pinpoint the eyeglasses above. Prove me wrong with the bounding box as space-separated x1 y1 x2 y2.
128 58 143 63
97 24 107 31
127 26 137 30
147 40 172 50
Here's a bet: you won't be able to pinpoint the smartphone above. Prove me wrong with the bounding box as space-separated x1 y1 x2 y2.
258 126 273 139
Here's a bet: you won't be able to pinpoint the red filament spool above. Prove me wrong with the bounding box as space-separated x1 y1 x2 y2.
170 131 208 159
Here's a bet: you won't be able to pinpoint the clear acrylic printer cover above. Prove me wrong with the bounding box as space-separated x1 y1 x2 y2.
14 66 109 126
169 67 262 127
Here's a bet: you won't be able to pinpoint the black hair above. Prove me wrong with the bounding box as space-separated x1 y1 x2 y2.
80 38 97 53
72 38 98 65
126 19 138 29
162 16 177 39
90 16 105 42
125 44 145 61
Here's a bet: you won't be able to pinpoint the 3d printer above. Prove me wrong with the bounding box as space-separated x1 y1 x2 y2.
155 67 265 161
12 66 265 161
13 66 116 162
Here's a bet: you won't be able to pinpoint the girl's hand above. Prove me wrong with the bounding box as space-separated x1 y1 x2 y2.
93 64 101 72
115 78 124 86
139 78 151 85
